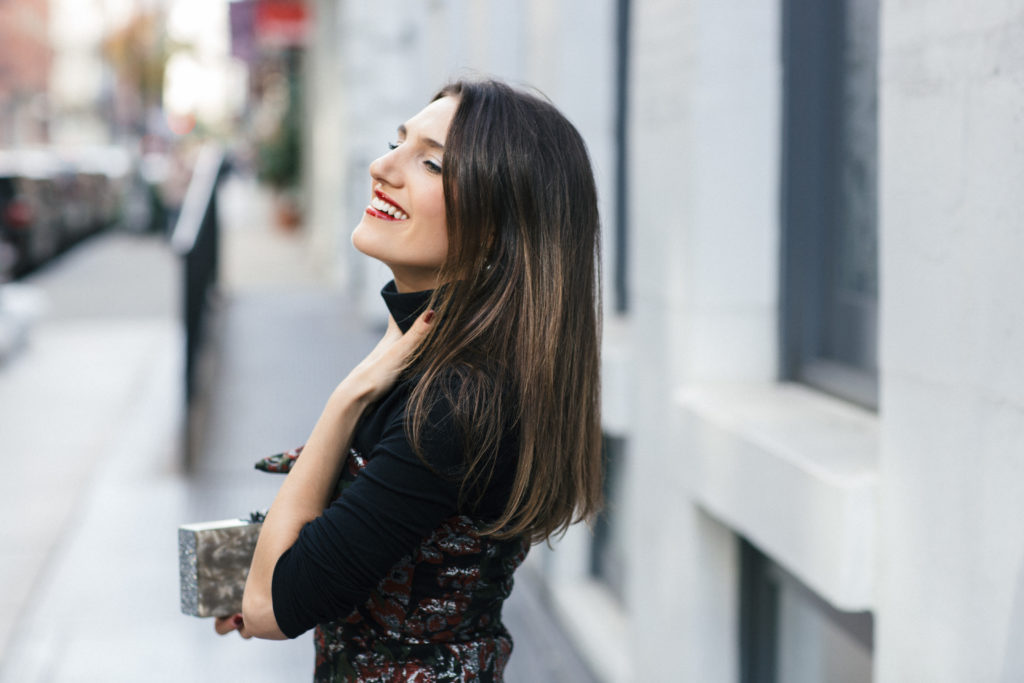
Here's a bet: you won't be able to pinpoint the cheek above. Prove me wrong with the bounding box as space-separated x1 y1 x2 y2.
420 192 448 252
430 231 449 262
416 221 448 266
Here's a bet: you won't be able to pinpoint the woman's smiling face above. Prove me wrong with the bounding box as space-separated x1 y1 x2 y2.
352 95 458 293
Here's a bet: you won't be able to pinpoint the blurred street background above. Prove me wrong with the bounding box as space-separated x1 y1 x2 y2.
0 2 598 679
3 1 1024 682
0 172 595 681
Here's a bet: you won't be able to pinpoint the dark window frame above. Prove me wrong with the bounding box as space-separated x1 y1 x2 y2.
779 0 879 410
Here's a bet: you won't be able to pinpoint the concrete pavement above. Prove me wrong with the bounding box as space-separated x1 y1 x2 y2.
0 174 596 682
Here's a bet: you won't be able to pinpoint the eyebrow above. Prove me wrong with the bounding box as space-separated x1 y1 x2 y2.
397 124 444 151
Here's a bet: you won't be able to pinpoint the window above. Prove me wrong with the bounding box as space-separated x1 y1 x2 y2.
740 539 874 683
779 0 879 409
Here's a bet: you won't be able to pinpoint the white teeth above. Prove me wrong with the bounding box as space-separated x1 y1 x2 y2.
370 196 408 219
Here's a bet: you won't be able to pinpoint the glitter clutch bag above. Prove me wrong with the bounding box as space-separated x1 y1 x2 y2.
178 446 303 618
178 512 264 618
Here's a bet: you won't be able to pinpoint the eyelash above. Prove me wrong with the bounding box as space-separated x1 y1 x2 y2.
387 141 442 174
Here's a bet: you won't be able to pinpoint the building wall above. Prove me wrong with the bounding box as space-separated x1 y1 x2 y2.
0 0 51 145
47 0 110 145
304 0 344 282
876 3 1024 681
626 1 780 680
626 0 1024 680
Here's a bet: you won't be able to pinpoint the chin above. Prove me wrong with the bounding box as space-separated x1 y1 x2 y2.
351 219 379 258
352 224 405 280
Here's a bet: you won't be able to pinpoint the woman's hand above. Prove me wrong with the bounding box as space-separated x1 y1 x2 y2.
214 613 250 639
333 310 435 409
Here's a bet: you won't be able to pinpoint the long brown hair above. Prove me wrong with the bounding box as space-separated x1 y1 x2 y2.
405 78 602 544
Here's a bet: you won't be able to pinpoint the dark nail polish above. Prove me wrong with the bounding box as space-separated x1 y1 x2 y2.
233 615 244 627
424 310 435 324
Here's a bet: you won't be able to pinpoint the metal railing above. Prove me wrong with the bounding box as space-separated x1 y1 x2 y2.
170 144 227 416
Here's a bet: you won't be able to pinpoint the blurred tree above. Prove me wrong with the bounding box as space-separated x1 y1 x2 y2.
255 48 302 192
101 11 170 111
253 47 303 228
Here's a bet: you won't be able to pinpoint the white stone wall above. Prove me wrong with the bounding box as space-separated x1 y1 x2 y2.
625 0 1024 680
625 1 781 680
876 3 1024 681
326 0 438 317
304 0 344 282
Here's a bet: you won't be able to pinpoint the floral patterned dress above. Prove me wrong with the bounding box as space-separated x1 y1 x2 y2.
258 446 529 682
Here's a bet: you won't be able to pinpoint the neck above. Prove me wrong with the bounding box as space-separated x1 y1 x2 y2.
392 270 442 294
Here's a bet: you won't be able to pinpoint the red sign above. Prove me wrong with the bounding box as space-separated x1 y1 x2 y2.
255 0 309 47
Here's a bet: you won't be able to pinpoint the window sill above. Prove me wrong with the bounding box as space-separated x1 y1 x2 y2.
677 382 878 611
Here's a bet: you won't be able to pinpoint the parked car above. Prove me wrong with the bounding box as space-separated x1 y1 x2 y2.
0 151 63 276
62 146 134 233
0 146 146 276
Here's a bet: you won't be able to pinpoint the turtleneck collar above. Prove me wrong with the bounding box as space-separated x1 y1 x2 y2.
380 280 433 333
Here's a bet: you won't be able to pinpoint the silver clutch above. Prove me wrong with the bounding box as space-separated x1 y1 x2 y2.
178 515 263 617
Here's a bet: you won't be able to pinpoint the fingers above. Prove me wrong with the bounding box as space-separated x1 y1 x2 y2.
338 308 436 405
402 309 435 343
382 309 434 362
213 613 251 638
381 309 435 366
389 307 434 336
379 309 435 359
213 615 236 635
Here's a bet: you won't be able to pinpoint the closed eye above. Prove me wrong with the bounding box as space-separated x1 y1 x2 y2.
389 134 440 173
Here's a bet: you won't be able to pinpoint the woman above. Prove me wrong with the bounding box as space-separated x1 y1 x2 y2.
217 78 603 681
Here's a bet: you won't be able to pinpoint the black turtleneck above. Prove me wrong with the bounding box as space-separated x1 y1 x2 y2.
270 281 516 639
380 280 432 333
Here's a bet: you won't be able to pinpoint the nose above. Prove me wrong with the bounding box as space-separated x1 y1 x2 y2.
369 146 401 188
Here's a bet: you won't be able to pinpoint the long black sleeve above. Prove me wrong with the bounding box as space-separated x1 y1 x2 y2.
270 384 469 639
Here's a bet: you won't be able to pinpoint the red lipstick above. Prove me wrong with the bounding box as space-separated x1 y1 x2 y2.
366 189 408 221
375 189 406 211
365 206 395 220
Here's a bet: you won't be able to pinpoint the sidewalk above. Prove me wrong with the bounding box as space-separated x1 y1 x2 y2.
0 175 596 682
0 230 206 681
